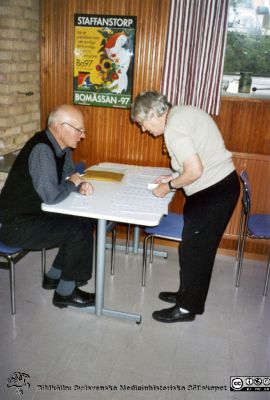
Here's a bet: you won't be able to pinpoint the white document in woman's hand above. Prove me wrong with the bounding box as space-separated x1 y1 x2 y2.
147 183 159 190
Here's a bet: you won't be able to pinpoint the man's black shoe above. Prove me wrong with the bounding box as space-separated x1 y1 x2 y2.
152 305 195 323
159 291 178 303
42 274 88 290
52 287 95 308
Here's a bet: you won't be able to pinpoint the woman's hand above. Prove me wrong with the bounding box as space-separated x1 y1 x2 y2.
152 182 170 198
154 174 173 184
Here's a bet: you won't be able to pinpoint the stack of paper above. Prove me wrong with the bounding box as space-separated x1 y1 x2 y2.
111 177 174 215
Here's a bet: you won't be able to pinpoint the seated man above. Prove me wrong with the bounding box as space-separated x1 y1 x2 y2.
0 104 96 309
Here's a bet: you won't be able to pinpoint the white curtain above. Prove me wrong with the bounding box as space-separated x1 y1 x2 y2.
162 0 229 115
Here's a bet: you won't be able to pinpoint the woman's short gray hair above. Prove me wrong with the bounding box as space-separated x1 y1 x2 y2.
130 91 171 123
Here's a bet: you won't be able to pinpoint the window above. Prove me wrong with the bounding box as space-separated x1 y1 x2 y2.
222 0 270 96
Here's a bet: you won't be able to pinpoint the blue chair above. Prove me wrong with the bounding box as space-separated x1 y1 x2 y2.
74 161 85 174
142 212 184 286
0 242 46 315
235 171 270 296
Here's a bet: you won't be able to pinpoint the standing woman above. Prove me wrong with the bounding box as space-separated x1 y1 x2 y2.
131 92 240 323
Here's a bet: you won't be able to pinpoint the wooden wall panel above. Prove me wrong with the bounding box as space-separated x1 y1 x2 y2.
213 96 270 155
40 0 171 169
40 0 270 257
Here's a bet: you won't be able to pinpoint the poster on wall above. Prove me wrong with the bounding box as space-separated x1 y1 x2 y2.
73 14 136 108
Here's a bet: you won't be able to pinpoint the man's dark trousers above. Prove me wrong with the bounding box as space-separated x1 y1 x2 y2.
0 214 96 282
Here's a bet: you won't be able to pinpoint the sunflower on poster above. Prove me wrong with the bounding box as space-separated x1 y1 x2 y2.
90 28 133 94
95 57 119 86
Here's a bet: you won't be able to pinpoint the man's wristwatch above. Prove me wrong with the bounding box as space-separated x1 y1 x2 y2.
168 180 176 191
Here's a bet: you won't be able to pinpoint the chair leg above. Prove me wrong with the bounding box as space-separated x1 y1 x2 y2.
110 228 116 275
149 236 154 264
125 224 131 254
41 248 46 280
142 235 152 287
235 210 244 265
263 254 270 296
9 257 16 315
235 215 248 288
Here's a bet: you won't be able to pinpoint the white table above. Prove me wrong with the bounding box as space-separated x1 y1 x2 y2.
42 163 174 323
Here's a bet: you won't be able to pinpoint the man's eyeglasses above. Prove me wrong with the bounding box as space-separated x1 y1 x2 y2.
61 121 85 135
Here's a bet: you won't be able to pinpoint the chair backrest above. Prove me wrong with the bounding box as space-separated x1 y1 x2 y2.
240 170 251 216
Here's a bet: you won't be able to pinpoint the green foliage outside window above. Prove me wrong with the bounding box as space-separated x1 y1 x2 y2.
224 32 270 76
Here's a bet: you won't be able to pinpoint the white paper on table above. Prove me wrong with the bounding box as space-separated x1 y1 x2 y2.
69 193 93 209
111 185 174 215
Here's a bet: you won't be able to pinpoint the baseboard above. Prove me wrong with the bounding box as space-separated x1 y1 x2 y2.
110 231 269 262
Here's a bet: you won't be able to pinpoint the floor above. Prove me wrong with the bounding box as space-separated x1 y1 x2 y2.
0 242 269 400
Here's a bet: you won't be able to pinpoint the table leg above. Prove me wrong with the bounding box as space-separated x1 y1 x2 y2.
95 219 141 323
96 218 107 316
133 225 140 253
132 226 167 259
105 224 167 259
